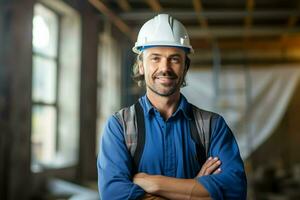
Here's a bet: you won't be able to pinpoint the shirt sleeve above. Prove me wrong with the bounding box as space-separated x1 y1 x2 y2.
98 115 145 200
197 115 247 200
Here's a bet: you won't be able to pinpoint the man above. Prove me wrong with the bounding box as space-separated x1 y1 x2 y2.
98 14 247 200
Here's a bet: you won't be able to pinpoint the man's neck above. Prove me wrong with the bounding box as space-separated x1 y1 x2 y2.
146 90 181 120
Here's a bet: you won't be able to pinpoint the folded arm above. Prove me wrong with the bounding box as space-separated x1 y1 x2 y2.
197 116 247 200
134 157 221 200
135 116 247 200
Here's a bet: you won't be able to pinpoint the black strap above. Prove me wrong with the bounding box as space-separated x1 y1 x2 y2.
190 117 207 167
133 101 145 172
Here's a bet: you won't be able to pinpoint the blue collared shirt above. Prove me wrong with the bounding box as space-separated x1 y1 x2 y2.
98 94 247 200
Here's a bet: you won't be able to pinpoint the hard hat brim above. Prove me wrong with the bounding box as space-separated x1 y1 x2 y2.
132 44 194 54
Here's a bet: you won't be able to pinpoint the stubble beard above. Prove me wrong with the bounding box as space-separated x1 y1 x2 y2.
146 75 184 97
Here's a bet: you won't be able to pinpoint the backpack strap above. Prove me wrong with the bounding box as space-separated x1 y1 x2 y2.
190 105 215 165
114 101 145 172
133 101 145 171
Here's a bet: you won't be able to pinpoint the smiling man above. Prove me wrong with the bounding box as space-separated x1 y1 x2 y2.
98 14 247 200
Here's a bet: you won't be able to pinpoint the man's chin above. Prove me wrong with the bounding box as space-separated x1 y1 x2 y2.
147 86 179 97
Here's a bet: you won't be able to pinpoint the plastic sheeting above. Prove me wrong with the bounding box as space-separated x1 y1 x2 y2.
182 66 300 159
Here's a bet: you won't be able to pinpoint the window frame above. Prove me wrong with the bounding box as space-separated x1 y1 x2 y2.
31 2 62 171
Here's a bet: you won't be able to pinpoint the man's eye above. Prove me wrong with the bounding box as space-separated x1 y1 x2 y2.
151 57 160 62
170 57 180 63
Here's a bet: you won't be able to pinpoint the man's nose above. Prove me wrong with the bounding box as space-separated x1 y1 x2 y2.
159 58 171 71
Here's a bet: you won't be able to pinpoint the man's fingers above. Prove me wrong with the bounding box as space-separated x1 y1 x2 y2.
198 157 212 176
204 157 219 168
197 157 222 177
202 157 219 173
213 168 222 174
203 159 221 175
134 172 147 179
133 173 147 185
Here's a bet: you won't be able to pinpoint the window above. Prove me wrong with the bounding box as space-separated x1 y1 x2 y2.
31 2 81 172
32 3 59 171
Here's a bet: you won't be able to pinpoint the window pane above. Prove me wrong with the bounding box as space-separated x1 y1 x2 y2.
33 3 58 58
31 105 56 172
32 55 57 103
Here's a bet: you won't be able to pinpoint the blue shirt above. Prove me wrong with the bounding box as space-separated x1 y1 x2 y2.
98 94 247 200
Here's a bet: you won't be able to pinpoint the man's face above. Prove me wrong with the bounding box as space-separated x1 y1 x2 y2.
139 47 187 97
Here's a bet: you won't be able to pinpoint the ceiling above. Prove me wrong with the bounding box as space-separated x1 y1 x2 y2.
89 0 300 66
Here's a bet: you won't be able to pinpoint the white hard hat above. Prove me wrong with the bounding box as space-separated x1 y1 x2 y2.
132 14 194 54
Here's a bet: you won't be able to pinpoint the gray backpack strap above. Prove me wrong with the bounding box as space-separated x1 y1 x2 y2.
191 105 215 158
114 101 145 172
114 104 138 158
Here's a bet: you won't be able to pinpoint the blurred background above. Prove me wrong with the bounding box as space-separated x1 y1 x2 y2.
1 0 300 199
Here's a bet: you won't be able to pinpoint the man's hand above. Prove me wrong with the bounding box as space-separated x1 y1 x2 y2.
133 173 159 193
196 157 222 178
134 173 169 199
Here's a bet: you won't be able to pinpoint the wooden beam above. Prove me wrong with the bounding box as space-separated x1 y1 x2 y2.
286 1 300 29
145 0 162 12
78 3 98 182
192 0 210 43
192 0 208 28
191 35 300 50
282 2 300 40
190 49 300 63
117 0 131 12
1 0 33 199
245 0 255 30
88 0 136 41
287 15 298 28
186 26 300 38
193 0 202 13
230 39 300 50
120 10 300 21
282 15 299 40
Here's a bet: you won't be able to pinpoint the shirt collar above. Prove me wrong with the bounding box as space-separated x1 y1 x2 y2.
141 95 154 114
140 94 192 120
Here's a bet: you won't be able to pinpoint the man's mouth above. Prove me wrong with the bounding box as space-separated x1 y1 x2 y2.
155 76 176 84
155 76 176 80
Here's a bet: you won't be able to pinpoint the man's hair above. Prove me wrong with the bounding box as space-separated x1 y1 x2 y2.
132 53 190 87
